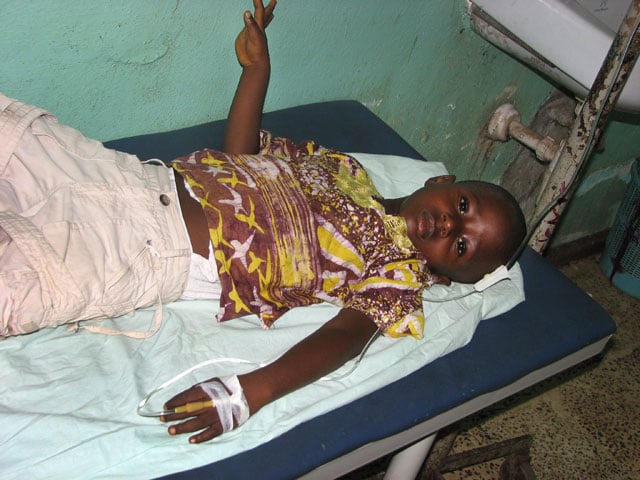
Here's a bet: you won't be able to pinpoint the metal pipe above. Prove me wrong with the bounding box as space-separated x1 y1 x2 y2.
383 434 437 480
529 0 640 253
487 103 561 163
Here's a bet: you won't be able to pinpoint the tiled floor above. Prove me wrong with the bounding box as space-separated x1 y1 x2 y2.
342 254 640 479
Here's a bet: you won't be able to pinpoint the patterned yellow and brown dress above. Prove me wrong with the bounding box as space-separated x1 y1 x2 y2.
172 132 434 338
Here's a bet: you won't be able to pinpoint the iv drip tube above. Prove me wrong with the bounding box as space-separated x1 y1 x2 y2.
137 329 383 417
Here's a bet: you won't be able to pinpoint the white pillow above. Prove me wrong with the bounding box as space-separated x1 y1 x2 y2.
348 152 448 198
348 152 525 321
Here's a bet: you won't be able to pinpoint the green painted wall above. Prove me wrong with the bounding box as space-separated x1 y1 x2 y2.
2 0 639 248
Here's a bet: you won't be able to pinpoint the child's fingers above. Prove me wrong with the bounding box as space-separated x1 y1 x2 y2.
188 426 220 444
244 11 267 47
167 410 223 442
160 410 193 422
251 0 276 31
252 0 265 28
263 12 274 29
244 9 263 34
243 10 254 30
263 0 276 28
161 399 213 422
163 385 209 410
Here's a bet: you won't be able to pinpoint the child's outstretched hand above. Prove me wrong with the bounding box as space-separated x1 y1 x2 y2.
161 379 231 444
235 0 276 69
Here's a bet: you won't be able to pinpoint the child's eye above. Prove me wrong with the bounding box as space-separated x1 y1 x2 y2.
459 196 469 214
456 238 467 257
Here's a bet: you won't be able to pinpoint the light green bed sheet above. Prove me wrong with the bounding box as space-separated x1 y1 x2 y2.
0 155 524 479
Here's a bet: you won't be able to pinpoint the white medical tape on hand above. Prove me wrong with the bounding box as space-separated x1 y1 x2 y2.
198 375 250 433
199 381 233 432
220 375 251 427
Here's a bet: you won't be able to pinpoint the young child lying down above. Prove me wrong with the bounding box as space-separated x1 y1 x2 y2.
0 0 525 443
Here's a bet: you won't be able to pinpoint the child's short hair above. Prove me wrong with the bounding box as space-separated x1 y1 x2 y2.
457 180 526 281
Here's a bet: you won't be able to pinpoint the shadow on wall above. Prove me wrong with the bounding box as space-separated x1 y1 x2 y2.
500 89 577 221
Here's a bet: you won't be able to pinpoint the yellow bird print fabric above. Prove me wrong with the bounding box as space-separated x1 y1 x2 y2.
172 132 433 338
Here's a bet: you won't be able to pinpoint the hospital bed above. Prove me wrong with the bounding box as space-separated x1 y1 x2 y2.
0 101 615 479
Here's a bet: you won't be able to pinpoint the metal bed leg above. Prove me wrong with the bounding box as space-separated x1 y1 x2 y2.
383 433 437 480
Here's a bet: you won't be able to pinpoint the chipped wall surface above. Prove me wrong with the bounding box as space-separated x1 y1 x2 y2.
2 0 639 247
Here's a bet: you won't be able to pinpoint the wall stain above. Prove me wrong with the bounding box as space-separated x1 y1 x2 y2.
110 41 171 67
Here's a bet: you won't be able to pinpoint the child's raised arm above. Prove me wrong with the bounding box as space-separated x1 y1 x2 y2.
222 0 276 154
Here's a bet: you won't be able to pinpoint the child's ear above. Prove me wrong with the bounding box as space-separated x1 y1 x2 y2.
425 174 456 186
431 272 451 286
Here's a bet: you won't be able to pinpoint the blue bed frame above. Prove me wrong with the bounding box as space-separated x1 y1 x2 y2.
105 100 616 479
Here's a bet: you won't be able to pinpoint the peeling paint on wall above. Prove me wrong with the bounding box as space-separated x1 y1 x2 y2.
496 85 517 103
109 41 171 67
363 99 383 109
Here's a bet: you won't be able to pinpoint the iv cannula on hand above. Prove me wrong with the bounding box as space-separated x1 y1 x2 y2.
162 400 214 416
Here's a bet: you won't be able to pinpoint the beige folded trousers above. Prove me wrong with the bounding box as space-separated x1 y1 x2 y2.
0 93 191 337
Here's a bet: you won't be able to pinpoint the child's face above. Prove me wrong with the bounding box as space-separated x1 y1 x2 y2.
399 176 514 284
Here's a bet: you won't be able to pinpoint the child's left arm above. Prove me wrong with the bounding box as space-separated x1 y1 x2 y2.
161 308 378 444
222 0 276 155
